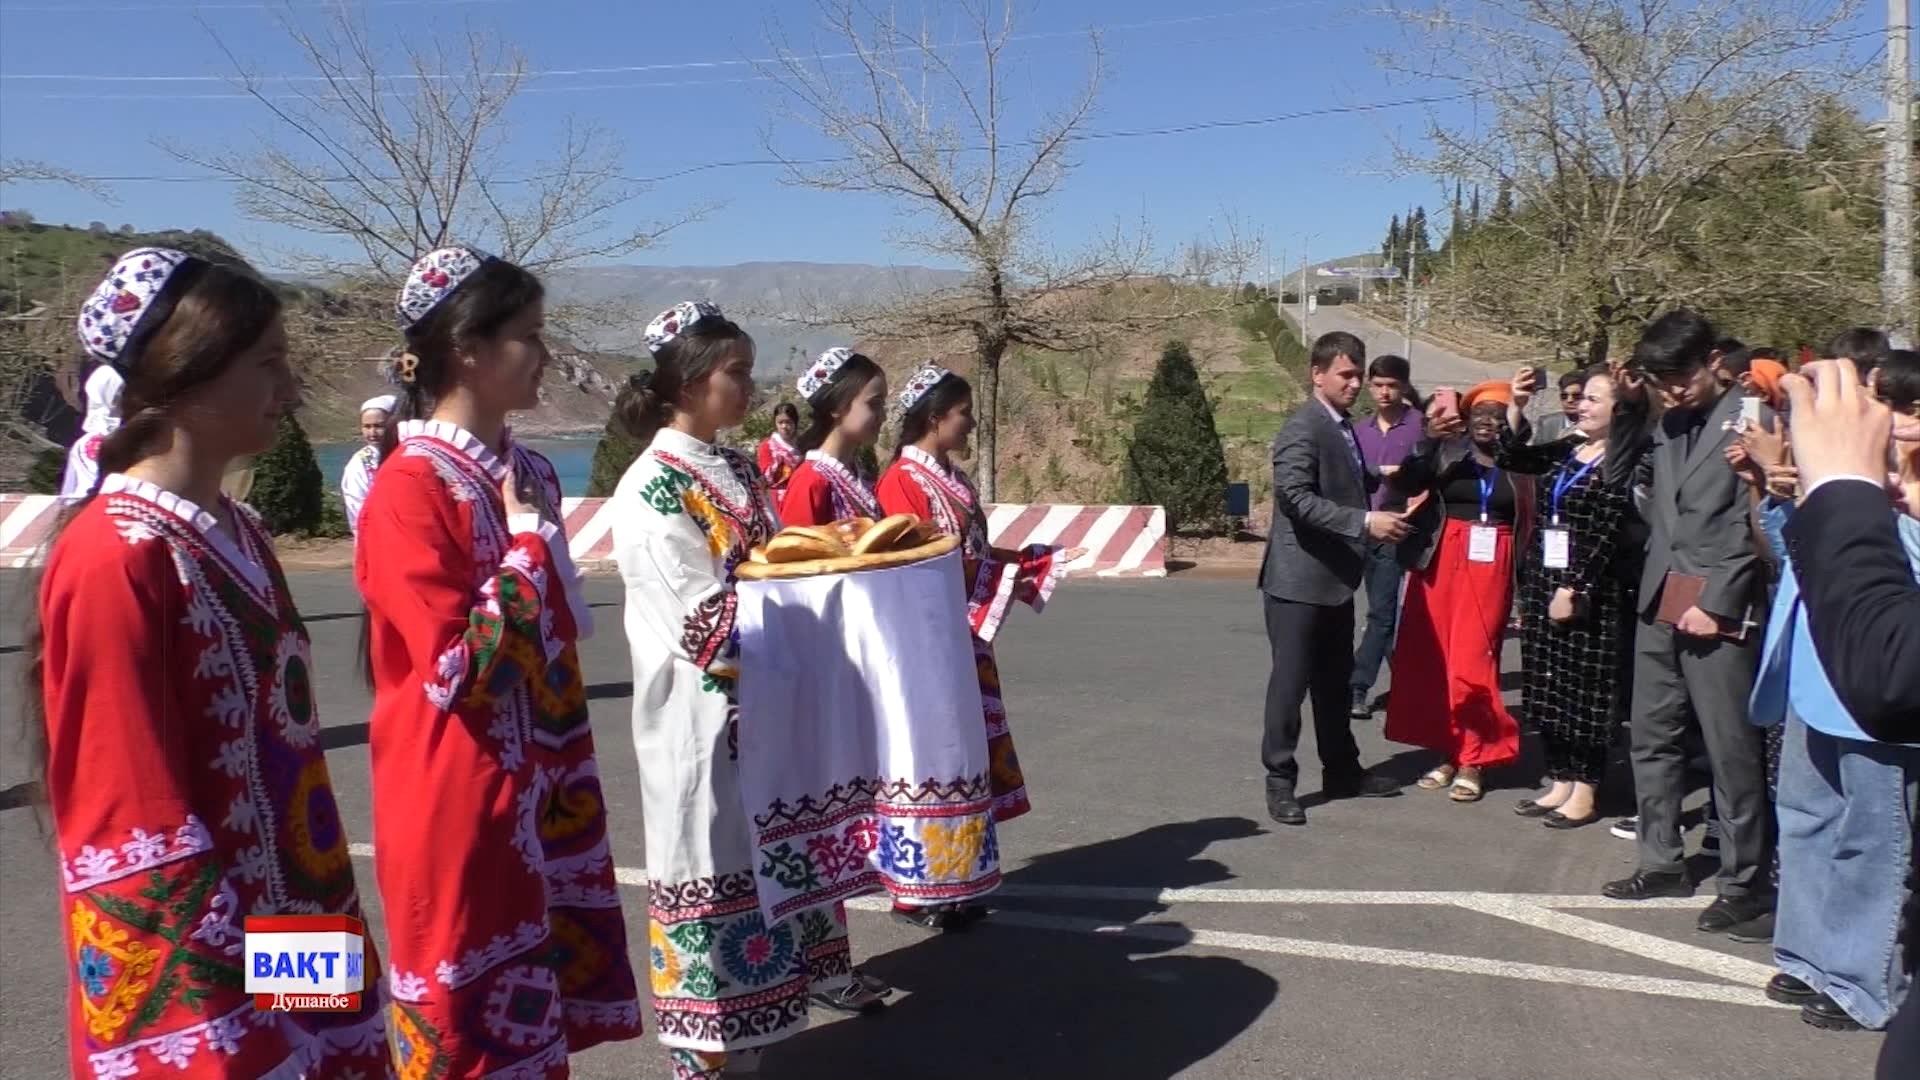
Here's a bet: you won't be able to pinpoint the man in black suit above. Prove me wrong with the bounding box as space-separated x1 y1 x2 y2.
1603 311 1774 934
1258 331 1410 824
1777 360 1920 1080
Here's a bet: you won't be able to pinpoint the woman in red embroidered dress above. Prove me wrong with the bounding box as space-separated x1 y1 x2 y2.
357 247 641 1078
31 248 388 1078
781 347 889 526
876 364 1079 930
756 403 801 504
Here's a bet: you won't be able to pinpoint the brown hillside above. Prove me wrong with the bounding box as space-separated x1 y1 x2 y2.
845 288 1305 505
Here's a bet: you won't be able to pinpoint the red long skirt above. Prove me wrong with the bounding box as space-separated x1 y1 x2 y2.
1383 517 1520 768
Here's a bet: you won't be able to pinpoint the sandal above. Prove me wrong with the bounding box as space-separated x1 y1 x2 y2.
810 979 887 1016
1416 764 1458 791
852 966 893 998
1449 768 1485 803
891 904 967 932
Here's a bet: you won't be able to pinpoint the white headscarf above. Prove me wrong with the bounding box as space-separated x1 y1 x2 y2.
82 365 124 437
359 394 398 416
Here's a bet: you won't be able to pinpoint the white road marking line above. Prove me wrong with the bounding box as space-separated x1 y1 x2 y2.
988 912 1787 1011
1450 894 1779 986
989 884 1709 910
343 844 1773 1005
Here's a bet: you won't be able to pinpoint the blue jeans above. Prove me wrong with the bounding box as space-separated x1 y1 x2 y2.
1774 712 1920 1029
1350 541 1403 702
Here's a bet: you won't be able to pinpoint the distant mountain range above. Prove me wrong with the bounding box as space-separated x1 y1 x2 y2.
548 261 970 372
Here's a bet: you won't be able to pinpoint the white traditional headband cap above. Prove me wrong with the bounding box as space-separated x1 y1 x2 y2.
895 362 953 415
797 347 855 401
360 394 398 415
77 247 197 366
644 300 723 355
396 245 492 329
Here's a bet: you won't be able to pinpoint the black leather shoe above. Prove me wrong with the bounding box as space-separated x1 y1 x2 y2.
1766 973 1817 1005
1267 789 1306 826
1513 798 1559 818
1697 894 1773 934
1323 771 1402 799
1801 993 1864 1031
1542 809 1600 830
1601 870 1695 901
1726 910 1776 944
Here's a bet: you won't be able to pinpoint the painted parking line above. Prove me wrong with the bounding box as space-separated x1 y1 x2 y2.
344 843 1781 1008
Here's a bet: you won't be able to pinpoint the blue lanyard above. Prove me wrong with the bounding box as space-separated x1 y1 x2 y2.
1475 462 1499 522
1550 456 1600 525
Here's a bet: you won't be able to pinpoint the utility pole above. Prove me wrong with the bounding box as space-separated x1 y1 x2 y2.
1299 252 1311 345
1886 0 1915 343
1402 205 1417 362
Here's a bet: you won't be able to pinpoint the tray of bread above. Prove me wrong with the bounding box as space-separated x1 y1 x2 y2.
735 514 961 581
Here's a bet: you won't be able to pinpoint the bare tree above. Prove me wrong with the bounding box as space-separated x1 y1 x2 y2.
169 3 693 287
1387 0 1870 361
0 160 115 204
762 0 1244 498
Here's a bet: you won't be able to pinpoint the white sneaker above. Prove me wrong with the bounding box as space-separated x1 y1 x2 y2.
1609 816 1638 840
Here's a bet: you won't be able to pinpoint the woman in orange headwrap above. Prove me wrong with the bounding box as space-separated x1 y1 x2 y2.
1381 380 1534 803
1741 357 1787 412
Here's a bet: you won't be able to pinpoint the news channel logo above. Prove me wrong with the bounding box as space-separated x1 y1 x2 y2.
242 915 366 1012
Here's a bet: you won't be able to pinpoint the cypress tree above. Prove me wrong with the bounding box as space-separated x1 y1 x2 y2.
587 410 642 497
1123 341 1230 536
249 413 324 534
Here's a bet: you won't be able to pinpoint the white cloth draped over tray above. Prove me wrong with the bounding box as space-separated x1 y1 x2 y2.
736 548 1001 924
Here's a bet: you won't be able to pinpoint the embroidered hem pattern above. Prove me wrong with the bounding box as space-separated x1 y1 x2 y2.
752 775 1002 920
645 872 812 1053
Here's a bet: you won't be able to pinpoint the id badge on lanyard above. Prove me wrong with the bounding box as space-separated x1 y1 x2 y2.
1468 464 1500 563
1544 456 1599 570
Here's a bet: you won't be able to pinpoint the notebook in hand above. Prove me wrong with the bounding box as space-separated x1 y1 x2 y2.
1655 572 1750 642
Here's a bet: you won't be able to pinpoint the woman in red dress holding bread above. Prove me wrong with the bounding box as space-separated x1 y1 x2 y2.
876 363 1081 928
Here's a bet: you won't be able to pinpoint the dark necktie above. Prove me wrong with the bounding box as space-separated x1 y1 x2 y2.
1685 409 1708 455
1338 419 1364 476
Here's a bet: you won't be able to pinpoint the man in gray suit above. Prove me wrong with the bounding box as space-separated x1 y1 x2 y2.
1602 310 1773 933
1259 331 1410 825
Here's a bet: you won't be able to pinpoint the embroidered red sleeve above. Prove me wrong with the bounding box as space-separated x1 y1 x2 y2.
779 467 835 527
356 467 575 713
876 465 933 521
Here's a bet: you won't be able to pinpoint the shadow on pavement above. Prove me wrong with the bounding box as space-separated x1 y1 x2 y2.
585 681 632 701
769 817 1279 1080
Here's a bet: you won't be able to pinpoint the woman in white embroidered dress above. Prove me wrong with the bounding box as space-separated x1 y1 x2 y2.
781 347 888 525
338 393 395 534
30 248 388 1078
610 303 880 1080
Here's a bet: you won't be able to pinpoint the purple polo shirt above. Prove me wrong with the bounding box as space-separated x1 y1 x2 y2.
1352 406 1425 510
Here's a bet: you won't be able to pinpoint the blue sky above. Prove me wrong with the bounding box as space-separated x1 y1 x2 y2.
0 0 1895 277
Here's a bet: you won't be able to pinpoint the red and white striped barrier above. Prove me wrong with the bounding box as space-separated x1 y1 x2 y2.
0 494 62 568
561 499 1167 578
1 494 1168 578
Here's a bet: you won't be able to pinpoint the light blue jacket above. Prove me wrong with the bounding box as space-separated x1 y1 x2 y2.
1750 498 1920 744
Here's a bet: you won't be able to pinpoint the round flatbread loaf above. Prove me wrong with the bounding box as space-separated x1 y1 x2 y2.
834 516 875 543
782 525 850 553
762 533 847 563
852 513 918 555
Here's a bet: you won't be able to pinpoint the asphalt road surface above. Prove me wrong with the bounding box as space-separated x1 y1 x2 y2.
1307 305 1513 394
0 571 1882 1080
